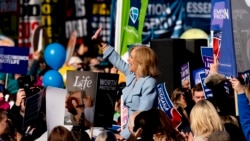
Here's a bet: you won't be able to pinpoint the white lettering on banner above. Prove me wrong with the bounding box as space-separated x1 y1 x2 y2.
214 9 229 19
74 0 85 17
99 79 117 86
99 79 117 90
147 4 170 15
73 76 92 89
157 86 170 112
0 54 29 65
65 19 87 38
143 3 178 35
186 2 211 14
144 17 175 33
186 2 211 18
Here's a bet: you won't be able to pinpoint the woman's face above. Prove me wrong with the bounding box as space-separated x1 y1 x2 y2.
0 114 8 135
179 94 187 108
128 49 137 73
0 92 3 98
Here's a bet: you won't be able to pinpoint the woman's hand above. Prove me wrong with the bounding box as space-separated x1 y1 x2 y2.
92 27 108 51
16 88 26 106
209 54 219 74
230 78 245 94
92 27 102 40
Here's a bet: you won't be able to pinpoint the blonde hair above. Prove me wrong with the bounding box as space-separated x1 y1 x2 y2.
190 100 223 137
95 130 116 141
171 87 185 108
220 115 239 127
130 46 159 78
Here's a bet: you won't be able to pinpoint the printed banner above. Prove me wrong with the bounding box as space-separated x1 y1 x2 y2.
201 46 213 75
0 0 19 45
65 70 118 128
157 83 182 128
41 0 65 44
0 46 29 74
199 72 213 99
231 0 250 84
23 88 44 129
192 68 205 85
65 0 111 45
142 0 183 43
18 0 41 48
211 0 237 77
120 0 148 56
180 62 191 88
183 0 211 34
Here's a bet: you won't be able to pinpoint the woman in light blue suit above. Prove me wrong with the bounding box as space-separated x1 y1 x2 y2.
92 27 159 140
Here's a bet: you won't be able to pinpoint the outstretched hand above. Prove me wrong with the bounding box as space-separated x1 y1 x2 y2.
92 27 108 51
209 53 219 74
92 27 103 40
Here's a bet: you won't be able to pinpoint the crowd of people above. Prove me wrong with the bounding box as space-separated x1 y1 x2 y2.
0 26 249 141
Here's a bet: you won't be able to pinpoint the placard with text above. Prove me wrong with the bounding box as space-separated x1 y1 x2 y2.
64 70 119 128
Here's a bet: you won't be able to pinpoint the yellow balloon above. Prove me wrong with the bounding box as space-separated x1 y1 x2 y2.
180 28 209 39
58 65 76 85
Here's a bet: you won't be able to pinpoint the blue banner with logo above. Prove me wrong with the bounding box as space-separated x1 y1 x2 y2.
0 47 29 74
211 0 237 77
180 62 191 88
192 68 205 85
157 83 182 128
201 46 213 75
143 0 184 43
199 72 213 99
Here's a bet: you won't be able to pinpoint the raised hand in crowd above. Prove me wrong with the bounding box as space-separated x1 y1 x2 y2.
15 88 26 107
230 78 246 94
230 78 250 141
209 54 219 74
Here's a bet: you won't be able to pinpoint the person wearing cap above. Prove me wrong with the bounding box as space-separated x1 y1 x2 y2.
68 56 83 70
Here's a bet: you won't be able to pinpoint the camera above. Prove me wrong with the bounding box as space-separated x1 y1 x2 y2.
17 75 36 97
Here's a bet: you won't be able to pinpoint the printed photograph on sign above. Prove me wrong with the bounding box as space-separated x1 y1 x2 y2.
64 70 119 128
64 70 97 127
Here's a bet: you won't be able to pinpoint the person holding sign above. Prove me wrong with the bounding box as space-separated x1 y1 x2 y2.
230 78 250 141
8 88 47 141
92 27 159 140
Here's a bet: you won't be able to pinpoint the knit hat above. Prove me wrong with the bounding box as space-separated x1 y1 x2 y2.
0 97 10 111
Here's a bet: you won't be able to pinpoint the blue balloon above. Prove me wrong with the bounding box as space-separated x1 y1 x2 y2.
43 70 64 88
44 43 66 70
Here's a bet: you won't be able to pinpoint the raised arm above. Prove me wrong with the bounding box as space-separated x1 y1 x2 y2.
92 27 130 75
230 78 250 140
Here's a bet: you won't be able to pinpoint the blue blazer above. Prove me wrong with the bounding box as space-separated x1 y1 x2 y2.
103 46 158 139
238 93 250 141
